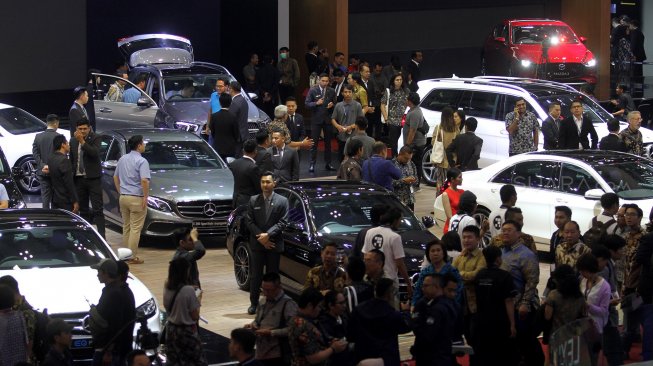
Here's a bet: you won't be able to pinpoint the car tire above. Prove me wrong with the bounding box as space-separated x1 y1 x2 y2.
474 206 491 226
233 242 252 291
421 147 441 187
15 156 40 194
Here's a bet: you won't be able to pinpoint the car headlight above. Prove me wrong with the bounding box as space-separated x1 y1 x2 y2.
520 59 532 68
584 58 596 67
147 196 173 212
174 121 200 132
136 298 157 319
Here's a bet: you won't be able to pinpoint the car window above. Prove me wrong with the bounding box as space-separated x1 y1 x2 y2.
492 23 504 38
148 74 161 102
106 138 121 161
99 136 113 161
141 140 224 169
0 107 47 135
286 193 308 230
512 160 560 190
491 166 514 184
592 160 653 200
460 91 499 119
162 74 231 101
420 89 463 112
536 93 611 124
512 25 579 45
561 163 599 196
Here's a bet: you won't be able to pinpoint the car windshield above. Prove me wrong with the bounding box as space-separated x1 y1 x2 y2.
0 225 114 269
141 140 224 169
309 192 422 235
0 107 47 135
162 74 232 101
536 93 612 124
592 160 653 200
512 25 578 45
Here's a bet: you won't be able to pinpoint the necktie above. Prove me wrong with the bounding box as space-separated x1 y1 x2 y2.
320 87 324 97
290 115 294 125
77 142 85 176
265 197 272 221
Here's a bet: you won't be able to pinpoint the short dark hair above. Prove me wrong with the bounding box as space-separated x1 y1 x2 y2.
133 74 147 85
576 253 599 273
515 97 526 106
399 145 414 155
261 171 275 181
442 272 459 288
592 245 611 260
548 102 561 111
73 86 87 100
297 287 323 308
500 184 516 203
230 81 242 92
624 203 643 218
571 100 582 108
127 349 148 366
504 207 522 221
332 69 345 77
379 207 402 226
602 234 626 251
464 117 478 132
231 328 256 354
128 135 144 151
321 242 338 252
355 117 368 130
307 41 318 50
334 51 345 58
243 139 257 154
374 61 383 68
374 277 395 299
372 141 387 154
346 139 363 158
261 272 281 285
350 54 360 60
279 46 290 53
319 73 329 79
502 219 522 232
53 134 67 151
342 84 354 93
555 205 572 219
324 290 340 309
368 248 385 266
600 193 619 210
346 256 366 281
411 50 422 59
174 227 192 244
77 118 90 127
370 204 388 226
457 191 477 214
0 275 19 294
564 220 580 232
219 93 232 108
607 118 621 133
425 240 448 263
285 96 297 104
483 245 502 266
407 92 420 105
256 129 270 145
617 84 627 92
446 168 462 182
46 114 60 124
462 225 480 237
441 231 461 252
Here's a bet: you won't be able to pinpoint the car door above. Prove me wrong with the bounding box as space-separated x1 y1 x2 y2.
459 90 500 164
419 88 463 129
92 73 159 132
552 162 603 233
276 189 314 293
99 135 124 222
485 23 508 73
510 160 561 243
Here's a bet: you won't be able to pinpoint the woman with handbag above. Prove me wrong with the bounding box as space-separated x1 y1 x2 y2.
431 107 460 189
381 74 410 156
163 258 207 366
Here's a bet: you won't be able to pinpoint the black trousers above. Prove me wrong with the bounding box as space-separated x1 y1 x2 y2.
337 139 347 163
310 124 334 164
411 144 425 183
74 176 106 238
366 108 383 140
249 248 281 306
388 125 402 156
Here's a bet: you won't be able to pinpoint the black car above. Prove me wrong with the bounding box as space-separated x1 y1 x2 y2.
0 146 25 209
225 180 436 296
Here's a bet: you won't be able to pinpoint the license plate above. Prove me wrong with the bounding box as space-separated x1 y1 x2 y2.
71 336 93 349
192 220 224 228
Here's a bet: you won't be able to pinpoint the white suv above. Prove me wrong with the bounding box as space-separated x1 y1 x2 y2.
403 77 653 186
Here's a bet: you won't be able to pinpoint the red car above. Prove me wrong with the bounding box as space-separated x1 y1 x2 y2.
482 19 597 84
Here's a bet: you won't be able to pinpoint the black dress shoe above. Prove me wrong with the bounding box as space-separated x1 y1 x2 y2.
325 164 335 171
247 305 257 315
309 163 315 173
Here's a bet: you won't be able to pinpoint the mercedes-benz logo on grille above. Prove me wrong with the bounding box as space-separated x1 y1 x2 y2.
203 203 217 217
558 64 566 71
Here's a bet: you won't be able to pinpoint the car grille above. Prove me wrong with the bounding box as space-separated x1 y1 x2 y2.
176 200 232 234
248 121 262 138
50 312 93 364
546 63 584 78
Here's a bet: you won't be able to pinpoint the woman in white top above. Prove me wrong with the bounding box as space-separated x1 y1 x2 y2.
577 253 611 364
163 257 206 366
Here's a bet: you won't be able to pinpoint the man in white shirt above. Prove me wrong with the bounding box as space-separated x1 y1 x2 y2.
489 184 517 237
362 207 413 299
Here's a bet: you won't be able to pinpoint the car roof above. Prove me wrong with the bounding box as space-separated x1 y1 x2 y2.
0 209 85 229
507 19 567 26
526 150 644 164
279 180 391 195
102 128 204 142
137 62 230 75
418 77 578 97
0 103 14 110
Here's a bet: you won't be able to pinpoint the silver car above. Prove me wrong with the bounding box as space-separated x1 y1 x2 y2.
99 128 235 237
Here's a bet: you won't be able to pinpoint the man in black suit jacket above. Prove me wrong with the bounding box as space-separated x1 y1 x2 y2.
49 135 79 213
558 101 598 150
230 139 261 208
305 74 337 172
331 69 346 104
255 129 274 174
209 93 240 160
600 118 627 152
70 118 106 238
541 102 562 150
446 117 483 171
405 51 423 92
32 114 62 208
269 130 299 182
229 81 250 158
69 86 90 135
285 97 306 142
244 172 289 313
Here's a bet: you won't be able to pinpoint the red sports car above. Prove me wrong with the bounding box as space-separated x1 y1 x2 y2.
482 19 597 84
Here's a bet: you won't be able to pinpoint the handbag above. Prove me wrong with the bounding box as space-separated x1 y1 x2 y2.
159 288 182 344
430 125 445 164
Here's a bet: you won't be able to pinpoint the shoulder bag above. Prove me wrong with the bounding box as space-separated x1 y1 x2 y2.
430 125 445 164
159 288 182 344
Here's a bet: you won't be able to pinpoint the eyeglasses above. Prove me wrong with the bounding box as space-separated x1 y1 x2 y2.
516 103 526 107
624 212 639 217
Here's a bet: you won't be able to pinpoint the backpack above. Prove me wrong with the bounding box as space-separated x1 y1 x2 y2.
344 285 359 313
32 309 51 363
582 216 616 247
417 117 430 136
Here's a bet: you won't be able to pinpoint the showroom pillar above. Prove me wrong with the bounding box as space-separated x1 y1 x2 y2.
289 0 349 94
560 0 611 99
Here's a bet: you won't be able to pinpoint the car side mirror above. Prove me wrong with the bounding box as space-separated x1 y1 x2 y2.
102 160 118 170
584 188 604 200
286 221 304 232
11 167 22 177
137 97 153 107
579 36 587 44
226 157 236 165
247 92 259 101
494 37 506 43
422 216 435 228
116 247 134 261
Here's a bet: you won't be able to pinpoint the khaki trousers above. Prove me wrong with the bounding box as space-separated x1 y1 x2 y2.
119 195 146 255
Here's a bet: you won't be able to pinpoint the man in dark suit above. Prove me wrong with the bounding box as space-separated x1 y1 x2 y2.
269 130 299 182
70 118 106 238
285 97 305 142
230 81 249 158
405 50 423 92
600 118 627 152
230 139 261 208
558 100 598 150
541 102 561 150
245 172 289 314
209 93 240 161
331 69 346 104
69 86 90 135
254 129 274 174
630 20 647 81
49 135 79 213
305 74 336 172
446 117 483 171
32 114 62 208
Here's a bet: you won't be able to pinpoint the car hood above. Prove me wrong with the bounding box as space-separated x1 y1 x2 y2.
0 267 154 314
149 168 234 202
164 97 265 125
513 43 592 63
